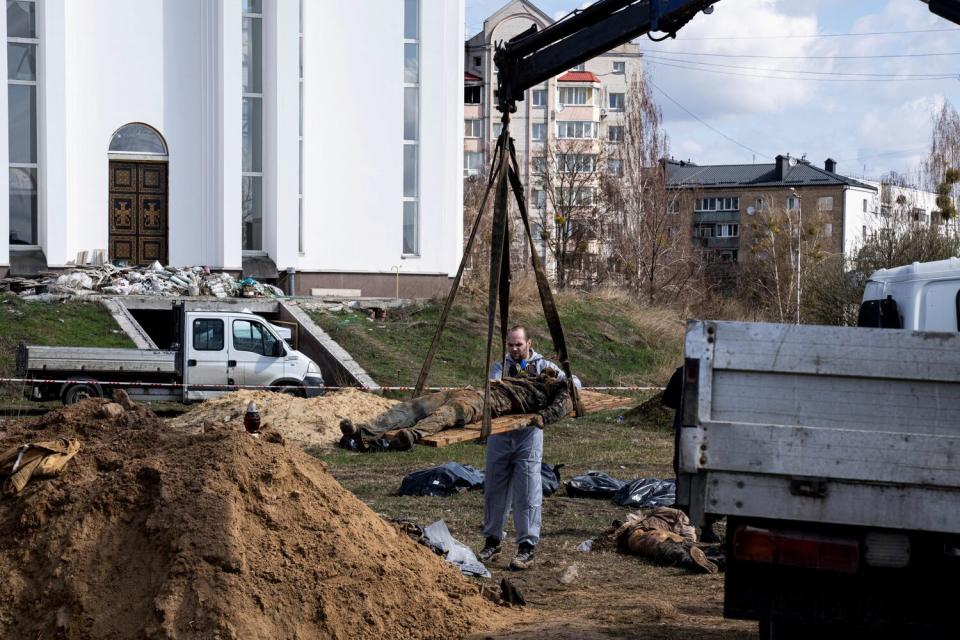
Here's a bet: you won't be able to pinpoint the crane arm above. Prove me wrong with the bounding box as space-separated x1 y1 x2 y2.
494 0 960 114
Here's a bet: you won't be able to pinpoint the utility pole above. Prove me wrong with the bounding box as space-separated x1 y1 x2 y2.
791 189 802 324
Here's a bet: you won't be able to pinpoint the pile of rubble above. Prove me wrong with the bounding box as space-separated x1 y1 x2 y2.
0 261 285 298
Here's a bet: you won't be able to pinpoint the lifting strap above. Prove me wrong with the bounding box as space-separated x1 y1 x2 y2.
412 114 584 441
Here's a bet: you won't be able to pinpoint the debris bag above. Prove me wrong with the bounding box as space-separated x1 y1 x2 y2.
0 438 81 495
612 478 676 508
422 520 491 578
541 462 563 497
565 471 625 499
398 462 484 497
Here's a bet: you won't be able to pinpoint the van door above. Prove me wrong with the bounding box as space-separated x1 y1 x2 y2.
184 316 230 400
230 318 286 388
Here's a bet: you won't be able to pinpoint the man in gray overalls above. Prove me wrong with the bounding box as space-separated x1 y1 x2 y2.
480 325 581 570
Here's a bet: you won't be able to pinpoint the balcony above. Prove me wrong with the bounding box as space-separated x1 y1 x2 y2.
705 237 739 250
693 210 741 224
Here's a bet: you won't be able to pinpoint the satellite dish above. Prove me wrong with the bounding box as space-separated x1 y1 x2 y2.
747 206 756 216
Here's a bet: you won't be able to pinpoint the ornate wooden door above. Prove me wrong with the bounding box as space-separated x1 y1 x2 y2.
108 161 168 266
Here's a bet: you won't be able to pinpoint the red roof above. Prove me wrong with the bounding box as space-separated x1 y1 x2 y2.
557 71 600 83
465 71 483 82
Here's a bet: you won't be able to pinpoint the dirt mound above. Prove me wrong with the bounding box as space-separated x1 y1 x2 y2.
0 399 502 639
167 388 397 448
623 392 674 431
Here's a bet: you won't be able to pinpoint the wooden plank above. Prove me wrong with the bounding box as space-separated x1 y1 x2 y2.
419 390 636 447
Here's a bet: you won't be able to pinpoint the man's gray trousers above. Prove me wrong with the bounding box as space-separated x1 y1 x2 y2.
483 425 543 547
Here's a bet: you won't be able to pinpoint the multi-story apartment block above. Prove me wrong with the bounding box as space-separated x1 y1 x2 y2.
667 155 879 264
2 0 464 297
464 0 641 281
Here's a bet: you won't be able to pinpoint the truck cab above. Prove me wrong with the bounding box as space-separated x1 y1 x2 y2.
182 310 323 401
859 257 960 332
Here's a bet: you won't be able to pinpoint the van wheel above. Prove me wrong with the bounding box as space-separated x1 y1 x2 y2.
273 384 305 398
63 382 102 405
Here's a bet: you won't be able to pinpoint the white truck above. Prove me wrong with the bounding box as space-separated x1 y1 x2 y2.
16 303 324 404
677 258 960 638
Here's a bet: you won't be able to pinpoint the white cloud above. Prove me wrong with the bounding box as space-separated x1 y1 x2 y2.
649 0 820 119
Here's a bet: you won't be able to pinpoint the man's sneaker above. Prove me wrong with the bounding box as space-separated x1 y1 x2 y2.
510 543 535 570
389 429 417 451
477 537 501 562
689 546 719 574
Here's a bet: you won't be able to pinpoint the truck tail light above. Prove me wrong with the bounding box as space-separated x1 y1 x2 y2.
733 526 860 574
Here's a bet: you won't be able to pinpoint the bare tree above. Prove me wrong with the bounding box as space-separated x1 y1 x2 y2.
532 137 607 289
923 100 960 226
737 203 832 324
602 72 703 303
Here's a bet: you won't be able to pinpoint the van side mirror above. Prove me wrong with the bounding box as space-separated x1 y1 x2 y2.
272 341 285 357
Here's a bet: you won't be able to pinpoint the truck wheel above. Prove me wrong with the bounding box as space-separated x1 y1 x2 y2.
63 382 102 405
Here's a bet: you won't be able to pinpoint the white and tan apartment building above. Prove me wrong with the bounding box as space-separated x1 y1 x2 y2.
463 0 641 233
2 0 465 297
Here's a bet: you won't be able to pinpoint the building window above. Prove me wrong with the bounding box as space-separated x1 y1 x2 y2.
464 85 481 104
465 119 482 138
493 122 502 138
694 224 714 238
532 88 547 107
571 63 586 72
716 223 739 238
695 197 739 212
612 61 625 74
298 0 304 253
607 159 623 175
532 189 546 208
561 187 595 206
242 0 263 251
473 55 481 67
816 196 833 212
531 122 546 140
403 0 420 255
824 223 833 237
558 154 596 173
912 207 928 223
667 198 679 214
607 125 624 142
558 86 595 106
608 92 625 111
862 198 867 213
556 121 598 139
464 151 483 177
532 156 546 174
8 0 39 246
786 196 800 211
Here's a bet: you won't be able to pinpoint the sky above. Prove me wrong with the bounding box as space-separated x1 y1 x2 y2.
464 0 960 183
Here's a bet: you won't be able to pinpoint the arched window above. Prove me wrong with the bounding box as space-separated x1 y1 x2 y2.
109 123 167 156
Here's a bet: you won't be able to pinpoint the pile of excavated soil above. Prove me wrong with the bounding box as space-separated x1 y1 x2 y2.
623 391 674 431
0 399 502 639
167 388 397 448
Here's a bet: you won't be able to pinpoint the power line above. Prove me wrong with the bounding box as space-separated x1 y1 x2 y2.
677 28 960 40
643 54 958 78
646 50 960 60
645 59 957 82
647 78 772 161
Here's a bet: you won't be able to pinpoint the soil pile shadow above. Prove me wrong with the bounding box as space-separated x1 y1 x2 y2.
0 399 499 639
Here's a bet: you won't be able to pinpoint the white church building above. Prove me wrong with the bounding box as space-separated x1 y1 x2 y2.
2 0 464 297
